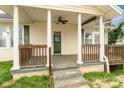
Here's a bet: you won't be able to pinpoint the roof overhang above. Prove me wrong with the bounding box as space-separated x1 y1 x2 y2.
0 5 123 26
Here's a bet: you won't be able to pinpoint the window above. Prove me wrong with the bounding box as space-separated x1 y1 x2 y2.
0 27 6 47
24 25 30 44
10 26 23 47
82 29 85 44
19 27 23 45
85 32 92 44
10 26 13 47
82 30 100 44
0 25 23 48
94 33 99 44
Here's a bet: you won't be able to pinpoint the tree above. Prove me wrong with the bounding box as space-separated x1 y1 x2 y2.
108 22 124 44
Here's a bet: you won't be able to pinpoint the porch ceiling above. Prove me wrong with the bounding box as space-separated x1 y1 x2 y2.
20 6 95 24
0 5 122 27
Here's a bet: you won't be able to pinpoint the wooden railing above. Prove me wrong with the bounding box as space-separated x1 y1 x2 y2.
19 44 47 67
82 44 100 62
105 45 124 63
82 44 124 64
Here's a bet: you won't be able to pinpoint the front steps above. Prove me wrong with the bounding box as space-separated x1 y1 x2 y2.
53 68 87 88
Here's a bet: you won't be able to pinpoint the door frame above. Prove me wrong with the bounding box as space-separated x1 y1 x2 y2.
53 31 62 54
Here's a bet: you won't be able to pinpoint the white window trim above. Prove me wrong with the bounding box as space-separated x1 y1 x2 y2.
0 25 24 49
22 25 24 45
0 25 11 49
83 31 100 45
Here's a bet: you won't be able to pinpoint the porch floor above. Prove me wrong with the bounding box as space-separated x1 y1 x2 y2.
52 55 100 69
52 55 78 69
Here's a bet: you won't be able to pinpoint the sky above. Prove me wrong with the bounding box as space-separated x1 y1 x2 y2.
112 5 124 24
118 5 124 9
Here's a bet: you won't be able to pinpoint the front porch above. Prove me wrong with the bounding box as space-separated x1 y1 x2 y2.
19 44 124 69
0 5 122 71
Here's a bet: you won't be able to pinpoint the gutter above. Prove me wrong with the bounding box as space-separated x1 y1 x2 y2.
109 5 124 15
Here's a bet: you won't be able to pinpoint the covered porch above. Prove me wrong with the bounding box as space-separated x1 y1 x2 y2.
0 5 122 70
19 44 124 69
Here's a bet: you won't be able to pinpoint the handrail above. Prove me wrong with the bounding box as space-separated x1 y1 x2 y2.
48 47 54 88
103 55 110 73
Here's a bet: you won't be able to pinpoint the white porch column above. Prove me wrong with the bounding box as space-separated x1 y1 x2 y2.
46 10 52 67
76 13 83 64
99 16 105 62
12 6 20 70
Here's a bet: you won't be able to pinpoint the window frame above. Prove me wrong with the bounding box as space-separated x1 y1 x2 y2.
82 30 100 45
0 25 11 49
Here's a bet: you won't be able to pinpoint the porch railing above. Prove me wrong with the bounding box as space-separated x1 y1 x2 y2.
82 44 100 62
105 45 124 64
82 44 124 64
19 44 47 67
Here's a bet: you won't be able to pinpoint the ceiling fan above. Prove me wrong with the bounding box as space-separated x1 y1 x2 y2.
56 16 68 24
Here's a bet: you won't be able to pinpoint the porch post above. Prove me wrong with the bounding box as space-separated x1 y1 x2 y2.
99 16 105 62
76 13 83 64
11 6 20 70
46 10 52 67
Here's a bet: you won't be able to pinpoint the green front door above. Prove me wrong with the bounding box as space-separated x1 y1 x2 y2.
54 32 61 54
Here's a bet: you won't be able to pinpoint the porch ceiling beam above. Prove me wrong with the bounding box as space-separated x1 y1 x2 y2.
81 16 97 26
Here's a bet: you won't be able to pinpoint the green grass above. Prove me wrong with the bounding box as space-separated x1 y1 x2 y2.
112 81 124 88
5 75 50 88
0 61 13 84
83 71 117 82
111 70 124 76
0 61 50 88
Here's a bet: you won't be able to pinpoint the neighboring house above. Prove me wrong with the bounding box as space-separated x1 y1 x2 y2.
0 5 123 71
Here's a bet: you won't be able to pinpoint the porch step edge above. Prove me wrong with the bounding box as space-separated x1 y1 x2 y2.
12 67 48 74
54 76 87 88
54 73 81 81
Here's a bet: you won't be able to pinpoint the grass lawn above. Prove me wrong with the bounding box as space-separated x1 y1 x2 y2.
0 61 13 84
5 75 50 88
0 61 50 88
83 71 124 88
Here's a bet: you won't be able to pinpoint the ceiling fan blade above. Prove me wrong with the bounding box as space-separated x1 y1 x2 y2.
64 20 68 22
62 21 65 24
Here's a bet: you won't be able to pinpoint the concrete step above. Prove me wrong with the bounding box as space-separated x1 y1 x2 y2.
53 68 81 80
53 68 87 88
54 76 87 88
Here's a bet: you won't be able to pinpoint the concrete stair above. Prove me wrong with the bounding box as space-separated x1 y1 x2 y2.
53 68 87 88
